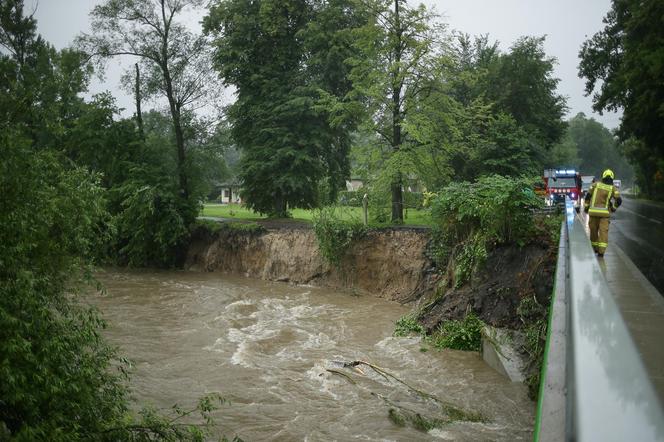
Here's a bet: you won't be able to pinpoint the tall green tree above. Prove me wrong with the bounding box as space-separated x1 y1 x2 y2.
486 36 567 152
77 0 216 221
347 0 441 222
579 0 664 197
0 1 91 148
204 0 314 217
566 113 633 181
300 0 367 204
402 33 553 187
204 0 362 216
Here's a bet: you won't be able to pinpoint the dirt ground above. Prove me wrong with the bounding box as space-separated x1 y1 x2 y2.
418 241 557 332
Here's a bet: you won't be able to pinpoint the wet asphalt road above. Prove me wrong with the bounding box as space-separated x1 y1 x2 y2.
609 197 664 296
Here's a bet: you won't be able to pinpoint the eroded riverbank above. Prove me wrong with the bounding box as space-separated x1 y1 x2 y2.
91 268 534 441
186 224 436 302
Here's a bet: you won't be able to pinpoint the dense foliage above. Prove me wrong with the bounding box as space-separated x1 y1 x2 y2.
431 313 484 352
579 0 664 198
429 175 543 286
103 110 228 267
352 32 568 206
312 207 367 267
0 2 234 439
0 133 127 440
393 311 485 352
549 112 634 182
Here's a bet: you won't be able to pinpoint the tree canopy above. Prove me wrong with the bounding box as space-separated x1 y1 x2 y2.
78 0 217 219
579 0 664 197
351 30 568 203
548 113 634 182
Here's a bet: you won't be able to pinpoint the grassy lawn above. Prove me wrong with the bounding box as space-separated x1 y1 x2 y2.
201 203 433 227
202 204 265 220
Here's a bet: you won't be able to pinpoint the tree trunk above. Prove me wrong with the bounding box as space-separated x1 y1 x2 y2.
172 109 188 199
135 63 144 139
390 0 404 223
391 179 403 223
159 0 188 202
163 65 189 200
273 192 287 218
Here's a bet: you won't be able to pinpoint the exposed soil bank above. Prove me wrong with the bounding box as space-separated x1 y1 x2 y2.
419 242 556 332
185 224 437 302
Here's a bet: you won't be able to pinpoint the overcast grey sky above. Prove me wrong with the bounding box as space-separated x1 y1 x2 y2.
31 0 621 129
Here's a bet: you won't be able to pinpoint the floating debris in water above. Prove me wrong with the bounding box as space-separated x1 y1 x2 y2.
322 359 486 432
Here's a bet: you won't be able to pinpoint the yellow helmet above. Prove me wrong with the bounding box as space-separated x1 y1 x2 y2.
602 169 614 179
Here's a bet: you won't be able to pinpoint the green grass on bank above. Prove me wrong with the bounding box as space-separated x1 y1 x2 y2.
200 203 433 227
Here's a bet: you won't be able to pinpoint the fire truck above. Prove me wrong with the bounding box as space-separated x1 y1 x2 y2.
543 169 583 210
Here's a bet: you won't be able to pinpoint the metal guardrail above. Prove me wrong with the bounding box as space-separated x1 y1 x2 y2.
536 198 664 441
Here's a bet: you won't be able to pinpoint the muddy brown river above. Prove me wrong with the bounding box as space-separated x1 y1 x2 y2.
91 268 534 441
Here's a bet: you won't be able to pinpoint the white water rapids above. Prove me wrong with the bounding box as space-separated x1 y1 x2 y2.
91 268 534 441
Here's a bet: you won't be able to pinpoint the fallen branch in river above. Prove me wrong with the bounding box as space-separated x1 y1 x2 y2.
341 360 440 403
328 359 486 431
325 369 356 384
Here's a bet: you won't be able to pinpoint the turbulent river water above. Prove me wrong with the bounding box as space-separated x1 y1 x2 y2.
92 268 534 441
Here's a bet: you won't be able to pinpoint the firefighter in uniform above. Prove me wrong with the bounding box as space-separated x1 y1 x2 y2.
584 169 622 257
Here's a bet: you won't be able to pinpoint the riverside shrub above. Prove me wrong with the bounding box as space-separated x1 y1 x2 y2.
1 134 229 441
429 175 543 285
312 207 366 267
431 313 484 351
0 136 129 439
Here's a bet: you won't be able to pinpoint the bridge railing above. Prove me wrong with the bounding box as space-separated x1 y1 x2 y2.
535 199 664 441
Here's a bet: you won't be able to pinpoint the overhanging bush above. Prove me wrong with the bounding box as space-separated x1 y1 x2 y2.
429 175 543 286
312 207 366 267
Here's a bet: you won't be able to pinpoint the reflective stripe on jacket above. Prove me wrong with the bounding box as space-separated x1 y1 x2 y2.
585 182 618 218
